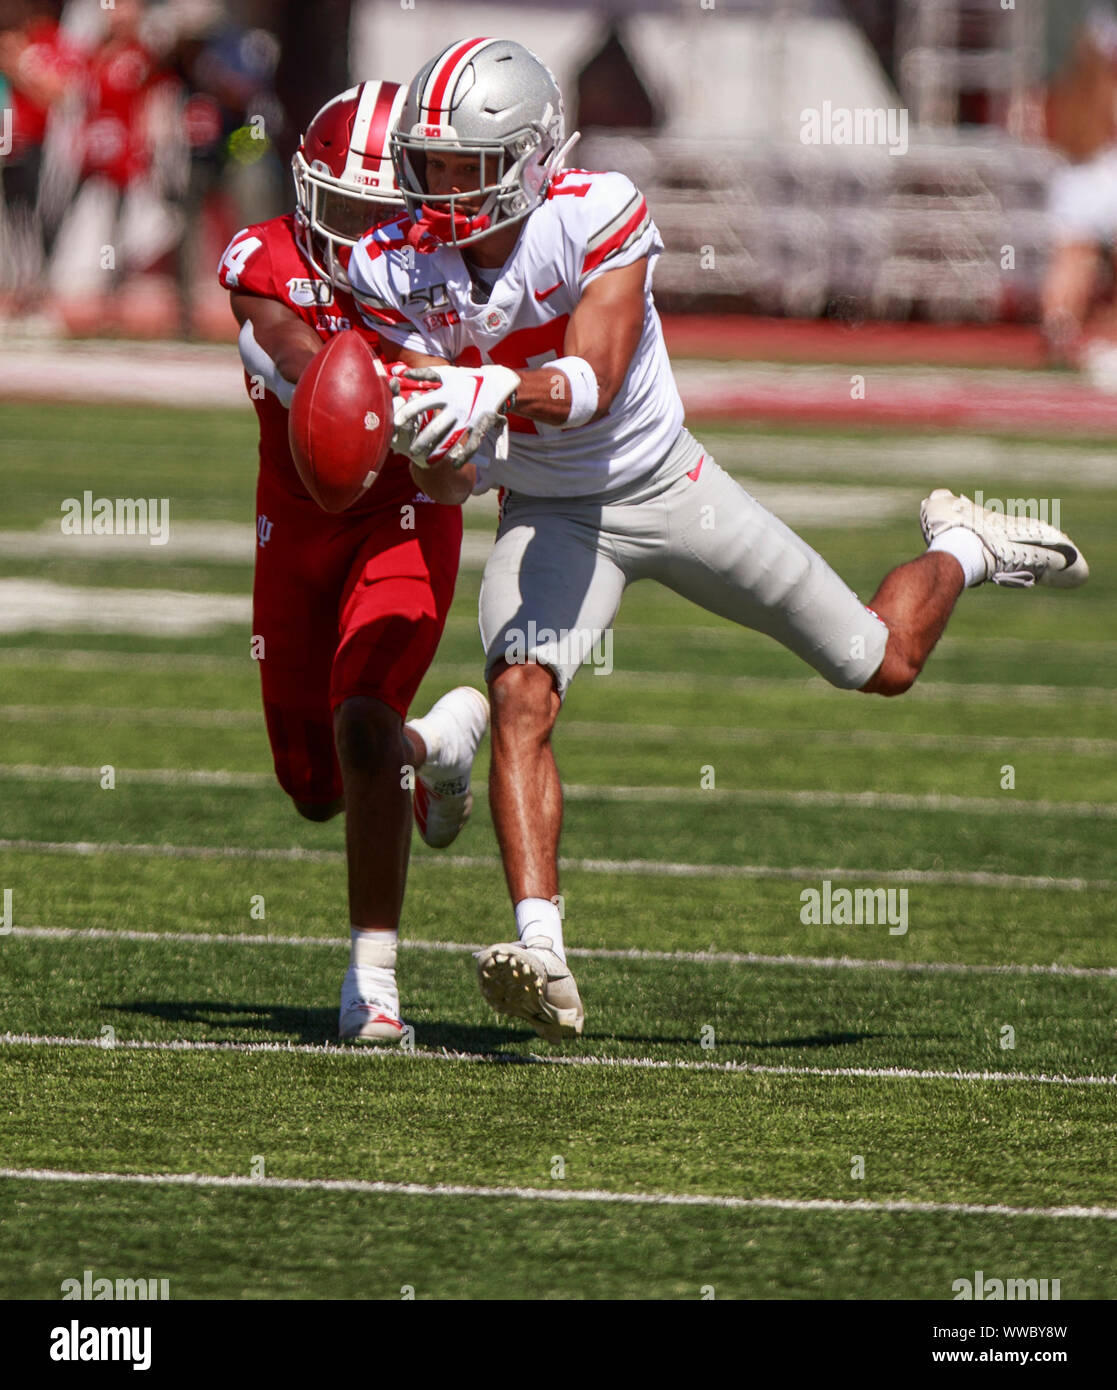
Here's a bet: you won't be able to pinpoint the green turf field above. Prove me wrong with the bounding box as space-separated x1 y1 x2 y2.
1 399 1114 1300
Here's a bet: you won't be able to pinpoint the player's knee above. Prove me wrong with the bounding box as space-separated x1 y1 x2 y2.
860 653 919 698
489 659 560 740
334 696 404 777
294 797 343 822
876 673 917 698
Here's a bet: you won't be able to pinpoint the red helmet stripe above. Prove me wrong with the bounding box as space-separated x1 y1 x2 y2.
423 36 494 124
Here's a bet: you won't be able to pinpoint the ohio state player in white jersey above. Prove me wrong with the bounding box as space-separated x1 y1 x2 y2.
349 37 1088 1046
350 165 684 496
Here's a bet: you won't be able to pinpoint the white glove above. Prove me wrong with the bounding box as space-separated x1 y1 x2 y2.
394 363 521 468
387 362 440 458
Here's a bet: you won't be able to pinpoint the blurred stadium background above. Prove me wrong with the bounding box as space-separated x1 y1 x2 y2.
3 0 1117 358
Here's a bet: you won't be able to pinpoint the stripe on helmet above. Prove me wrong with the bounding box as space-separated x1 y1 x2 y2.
421 36 497 126
345 81 405 190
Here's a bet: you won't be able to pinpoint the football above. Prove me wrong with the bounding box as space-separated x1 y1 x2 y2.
287 331 394 512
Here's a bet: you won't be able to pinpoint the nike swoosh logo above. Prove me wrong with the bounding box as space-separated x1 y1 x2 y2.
534 281 563 302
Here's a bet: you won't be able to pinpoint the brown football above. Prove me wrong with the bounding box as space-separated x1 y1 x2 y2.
288 331 394 512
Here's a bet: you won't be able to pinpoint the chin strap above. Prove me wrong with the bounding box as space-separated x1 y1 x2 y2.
406 203 492 253
553 130 581 169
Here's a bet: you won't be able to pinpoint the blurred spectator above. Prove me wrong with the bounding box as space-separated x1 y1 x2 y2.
0 0 83 317
163 1 283 336
3 0 330 336
69 0 176 303
1042 4 1117 364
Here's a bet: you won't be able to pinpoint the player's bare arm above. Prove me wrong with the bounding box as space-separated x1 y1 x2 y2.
387 261 645 477
229 291 321 388
509 259 648 426
407 445 477 505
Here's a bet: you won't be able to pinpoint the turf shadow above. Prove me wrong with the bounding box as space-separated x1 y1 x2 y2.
111 1000 537 1051
112 999 339 1043
107 1003 883 1055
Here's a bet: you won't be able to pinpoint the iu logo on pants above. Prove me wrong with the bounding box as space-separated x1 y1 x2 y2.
257 515 274 548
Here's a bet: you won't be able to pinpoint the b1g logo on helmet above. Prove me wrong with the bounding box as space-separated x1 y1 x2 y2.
414 124 450 139
287 277 333 308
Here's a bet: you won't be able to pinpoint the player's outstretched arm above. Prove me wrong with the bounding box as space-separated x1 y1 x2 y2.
511 258 649 426
230 292 322 400
390 258 648 471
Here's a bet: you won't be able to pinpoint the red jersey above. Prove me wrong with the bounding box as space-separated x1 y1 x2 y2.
5 20 85 158
218 214 413 510
80 36 161 188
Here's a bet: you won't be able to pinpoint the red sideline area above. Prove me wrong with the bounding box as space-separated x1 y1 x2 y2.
662 316 1048 370
40 289 1048 369
680 365 1117 435
5 295 1116 435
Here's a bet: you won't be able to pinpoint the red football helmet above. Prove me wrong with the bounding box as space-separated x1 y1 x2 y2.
292 80 408 287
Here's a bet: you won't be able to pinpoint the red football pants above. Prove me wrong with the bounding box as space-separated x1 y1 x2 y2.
252 470 462 805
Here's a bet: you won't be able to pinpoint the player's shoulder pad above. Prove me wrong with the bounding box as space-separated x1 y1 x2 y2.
548 169 652 280
217 217 289 297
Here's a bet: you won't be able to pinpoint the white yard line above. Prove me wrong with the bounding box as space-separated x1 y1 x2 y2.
0 763 271 784
0 708 260 727
558 721 1117 758
0 579 249 636
698 428 1117 489
4 702 1115 758
0 645 1112 705
1 1034 1114 1088
8 924 1115 979
0 837 1111 891
562 670 1117 705
2 763 1113 819
557 786 1117 818
0 1165 1112 1219
0 341 245 406
0 522 255 563
0 648 244 671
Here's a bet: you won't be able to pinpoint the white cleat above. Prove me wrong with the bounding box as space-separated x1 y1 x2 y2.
474 938 584 1044
920 489 1089 589
411 686 490 849
338 965 406 1043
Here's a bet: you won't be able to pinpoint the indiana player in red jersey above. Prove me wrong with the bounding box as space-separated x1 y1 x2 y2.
218 79 489 1043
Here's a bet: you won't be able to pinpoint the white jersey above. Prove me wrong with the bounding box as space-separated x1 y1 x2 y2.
347 169 685 497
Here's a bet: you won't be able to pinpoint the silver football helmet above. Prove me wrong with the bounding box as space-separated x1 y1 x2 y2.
391 37 579 248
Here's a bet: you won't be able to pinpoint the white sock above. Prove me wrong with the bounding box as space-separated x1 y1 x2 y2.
405 713 438 770
927 528 988 588
350 927 398 973
514 898 565 962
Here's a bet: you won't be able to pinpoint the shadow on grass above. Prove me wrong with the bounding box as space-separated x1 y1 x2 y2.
111 1001 882 1056
112 999 529 1052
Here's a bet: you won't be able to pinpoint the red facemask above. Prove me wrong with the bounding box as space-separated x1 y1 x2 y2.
406 203 492 252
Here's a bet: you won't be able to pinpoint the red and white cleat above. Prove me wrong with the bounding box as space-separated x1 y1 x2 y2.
410 686 490 849
338 965 406 1043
